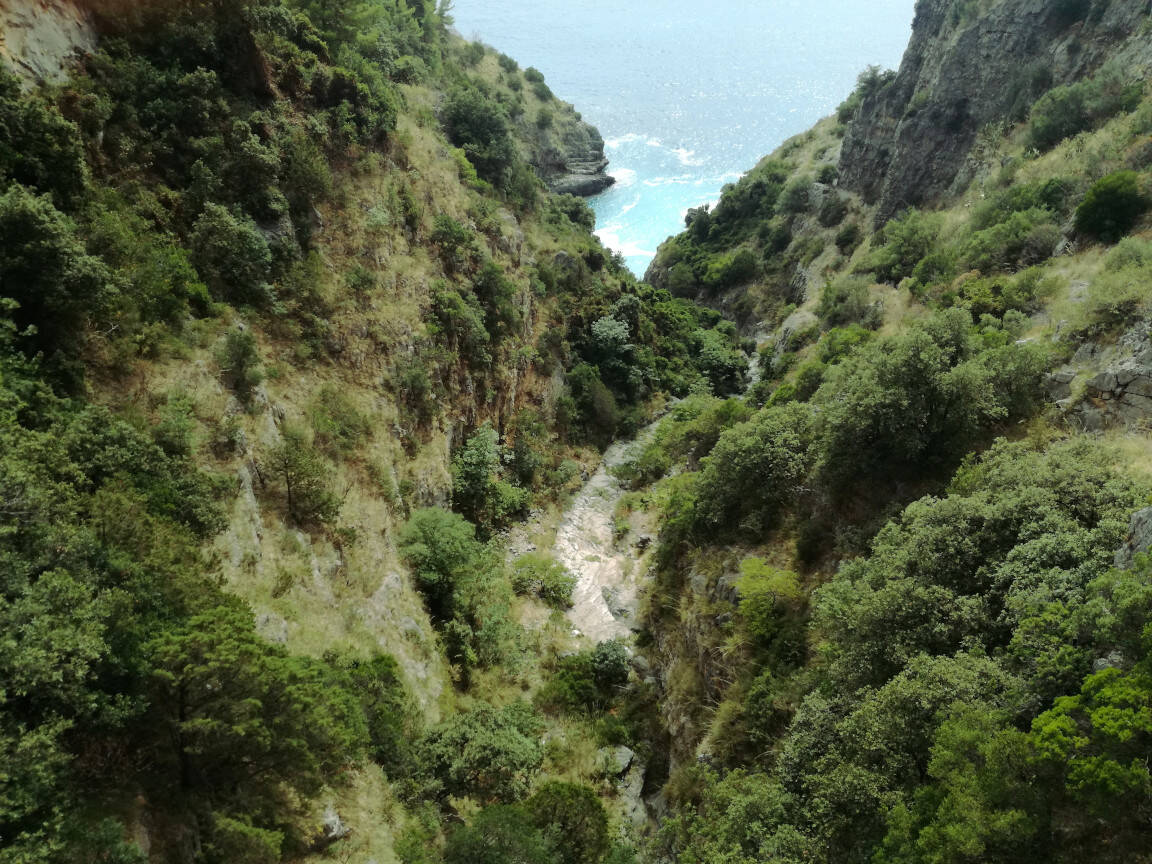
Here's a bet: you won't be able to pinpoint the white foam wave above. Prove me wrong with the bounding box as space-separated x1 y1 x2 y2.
594 226 655 259
673 147 705 167
604 133 644 149
618 196 641 217
642 174 695 187
610 168 638 188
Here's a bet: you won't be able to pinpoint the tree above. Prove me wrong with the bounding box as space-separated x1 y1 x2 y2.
442 88 516 186
265 425 340 525
445 805 559 864
525 782 610 864
0 67 86 207
145 602 366 816
510 553 576 609
0 184 113 370
694 402 815 536
398 507 482 618
416 703 544 802
190 203 273 304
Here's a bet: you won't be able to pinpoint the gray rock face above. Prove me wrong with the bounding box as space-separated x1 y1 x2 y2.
1113 506 1152 570
1073 322 1152 428
598 745 636 777
839 0 1151 223
532 120 615 197
1044 369 1076 402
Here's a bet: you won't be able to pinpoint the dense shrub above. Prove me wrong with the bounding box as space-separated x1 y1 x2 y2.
779 175 813 214
510 553 576 608
0 67 86 206
961 207 1060 271
190 204 273 304
816 274 879 328
0 185 113 373
398 508 521 678
452 424 529 534
694 402 816 536
307 385 372 455
1028 63 1142 151
1074 170 1149 242
815 308 1047 493
537 641 630 715
865 209 940 284
416 703 544 802
443 88 517 187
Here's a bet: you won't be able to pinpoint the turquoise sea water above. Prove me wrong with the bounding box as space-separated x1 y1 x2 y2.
451 0 915 275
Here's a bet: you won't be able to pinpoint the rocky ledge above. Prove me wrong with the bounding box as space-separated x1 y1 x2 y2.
532 118 615 197
1055 320 1152 431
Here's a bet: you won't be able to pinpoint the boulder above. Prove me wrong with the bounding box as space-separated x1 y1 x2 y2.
598 745 635 777
1113 506 1152 569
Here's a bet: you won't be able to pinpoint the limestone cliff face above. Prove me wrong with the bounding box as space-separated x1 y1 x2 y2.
0 0 95 85
531 114 615 197
839 0 1151 223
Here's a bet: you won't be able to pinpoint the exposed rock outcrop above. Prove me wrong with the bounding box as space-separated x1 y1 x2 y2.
1113 505 1152 569
1068 320 1152 430
0 0 96 85
839 0 1151 223
531 118 615 197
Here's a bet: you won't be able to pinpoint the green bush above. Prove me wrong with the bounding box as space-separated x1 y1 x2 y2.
970 177 1070 229
416 703 544 802
398 507 484 619
146 603 367 822
1027 64 1142 151
432 281 492 368
307 385 372 455
815 308 1047 493
1074 170 1149 242
779 175 813 214
0 67 87 207
431 214 477 275
818 193 848 227
835 222 862 254
694 402 816 536
0 185 113 370
443 87 517 187
327 652 412 775
190 204 273 304
564 363 620 447
453 424 529 535
1104 236 1152 271
865 209 940 284
817 274 879 328
525 782 610 864
961 208 1060 272
537 640 629 715
510 554 576 608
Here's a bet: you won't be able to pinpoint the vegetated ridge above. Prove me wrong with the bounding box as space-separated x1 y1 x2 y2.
0 1 743 862
632 0 1152 862
5 0 1152 863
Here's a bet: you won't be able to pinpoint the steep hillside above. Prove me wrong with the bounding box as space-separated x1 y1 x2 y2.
7 1 1152 863
0 2 745 863
629 1 1152 862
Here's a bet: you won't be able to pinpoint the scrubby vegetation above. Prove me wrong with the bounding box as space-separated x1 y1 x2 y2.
6 1 1152 863
630 8 1152 864
0 0 743 860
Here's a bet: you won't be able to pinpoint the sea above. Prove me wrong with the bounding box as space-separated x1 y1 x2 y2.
450 0 916 276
